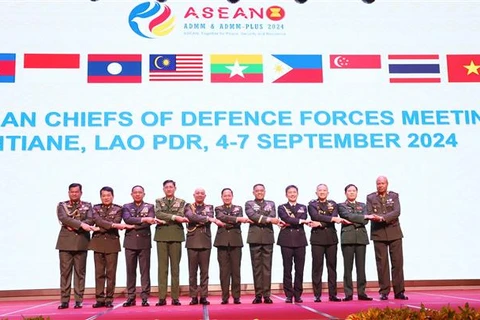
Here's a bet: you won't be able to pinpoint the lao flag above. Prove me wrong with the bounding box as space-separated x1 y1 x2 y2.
388 54 441 83
330 55 381 69
271 54 322 83
88 54 142 83
446 54 480 82
0 54 16 83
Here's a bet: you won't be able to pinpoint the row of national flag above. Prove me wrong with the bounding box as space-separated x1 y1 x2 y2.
1 53 479 83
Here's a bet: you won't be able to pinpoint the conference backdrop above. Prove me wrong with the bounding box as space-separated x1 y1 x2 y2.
1 0 479 290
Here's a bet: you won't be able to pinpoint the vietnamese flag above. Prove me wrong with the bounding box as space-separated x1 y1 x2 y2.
330 54 381 69
210 54 263 83
24 53 80 69
447 54 480 82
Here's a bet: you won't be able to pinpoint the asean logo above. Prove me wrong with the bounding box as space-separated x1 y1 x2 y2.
266 6 285 21
128 1 175 38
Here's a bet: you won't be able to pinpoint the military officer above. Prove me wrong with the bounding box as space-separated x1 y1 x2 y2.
277 185 309 304
154 179 189 306
184 188 223 305
245 183 283 304
122 185 158 307
307 184 345 302
214 188 252 305
337 184 374 301
367 176 408 301
56 183 96 310
89 186 134 308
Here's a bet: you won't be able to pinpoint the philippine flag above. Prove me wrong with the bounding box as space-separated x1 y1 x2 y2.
271 54 323 83
87 54 142 83
388 54 441 83
0 53 16 83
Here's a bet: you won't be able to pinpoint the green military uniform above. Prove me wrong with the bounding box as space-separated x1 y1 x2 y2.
89 204 123 305
337 201 369 298
184 203 214 300
56 200 94 305
154 197 186 301
213 204 244 302
245 199 276 301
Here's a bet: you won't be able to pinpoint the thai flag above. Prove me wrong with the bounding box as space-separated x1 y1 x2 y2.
388 54 440 83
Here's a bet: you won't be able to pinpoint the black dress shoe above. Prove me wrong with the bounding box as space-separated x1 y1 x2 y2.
252 296 262 304
233 298 241 304
189 297 199 305
172 299 181 306
156 299 166 306
74 302 83 309
329 296 341 302
92 301 105 308
285 297 292 303
358 295 373 301
294 297 303 303
123 299 136 307
141 299 149 307
342 295 353 301
200 297 210 305
314 296 321 303
105 302 113 308
58 302 69 309
380 294 389 300
395 292 408 300
221 299 228 304
263 297 273 304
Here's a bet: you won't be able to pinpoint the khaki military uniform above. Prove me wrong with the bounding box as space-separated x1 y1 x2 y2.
88 204 123 304
55 200 93 304
213 204 244 301
366 191 405 296
184 203 214 299
154 197 186 300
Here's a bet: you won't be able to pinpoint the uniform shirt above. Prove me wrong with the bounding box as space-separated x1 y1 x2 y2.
154 197 186 242
122 202 154 250
89 203 123 253
184 203 214 249
308 199 339 246
55 200 94 251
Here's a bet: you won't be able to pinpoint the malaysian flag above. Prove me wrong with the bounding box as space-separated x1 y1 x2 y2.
388 54 441 83
149 54 203 81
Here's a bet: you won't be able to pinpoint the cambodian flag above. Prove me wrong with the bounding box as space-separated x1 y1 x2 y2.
0 53 16 83
271 54 323 83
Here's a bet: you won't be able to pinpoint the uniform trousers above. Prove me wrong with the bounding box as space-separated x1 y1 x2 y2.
341 244 367 297
125 248 151 300
281 246 306 299
157 241 182 299
59 250 87 303
311 244 338 297
187 248 211 298
217 246 242 300
249 244 273 298
93 252 118 303
374 239 405 295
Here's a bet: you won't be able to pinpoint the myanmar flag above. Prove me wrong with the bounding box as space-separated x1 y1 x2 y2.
447 54 480 82
210 54 263 83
